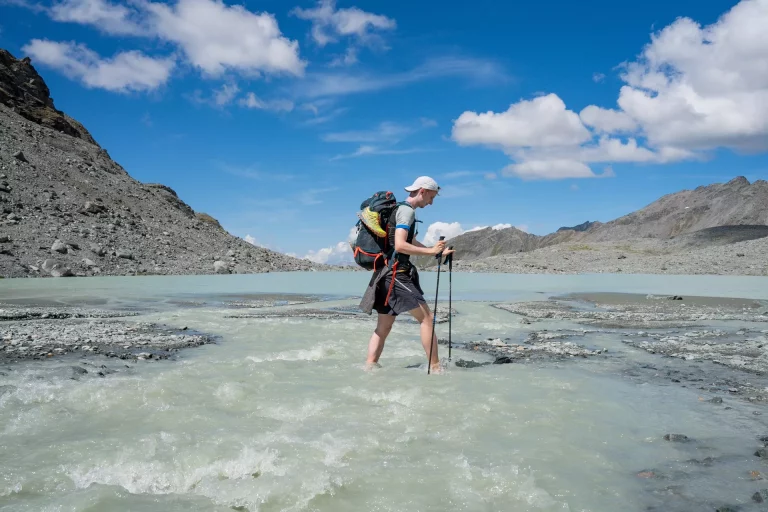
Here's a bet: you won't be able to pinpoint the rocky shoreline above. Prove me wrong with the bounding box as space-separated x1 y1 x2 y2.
481 292 768 399
0 306 217 364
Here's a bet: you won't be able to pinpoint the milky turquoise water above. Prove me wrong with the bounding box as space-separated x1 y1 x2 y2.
1 272 768 511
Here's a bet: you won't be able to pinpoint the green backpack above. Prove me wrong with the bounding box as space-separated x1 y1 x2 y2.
350 191 401 270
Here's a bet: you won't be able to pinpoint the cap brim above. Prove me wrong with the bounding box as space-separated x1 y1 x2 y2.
404 186 440 194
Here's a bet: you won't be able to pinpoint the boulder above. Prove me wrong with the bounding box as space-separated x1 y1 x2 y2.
51 239 68 254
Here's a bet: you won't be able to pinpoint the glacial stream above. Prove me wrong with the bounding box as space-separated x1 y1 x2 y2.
1 272 768 511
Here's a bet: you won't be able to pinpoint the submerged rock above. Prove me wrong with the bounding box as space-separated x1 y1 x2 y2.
454 359 489 369
753 489 768 503
663 434 689 442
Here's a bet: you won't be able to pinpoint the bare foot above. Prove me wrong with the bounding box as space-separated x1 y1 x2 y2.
364 362 382 372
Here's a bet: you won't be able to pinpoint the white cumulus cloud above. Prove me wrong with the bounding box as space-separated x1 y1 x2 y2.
302 227 356 265
146 0 305 77
21 0 305 92
450 0 768 179
303 241 353 265
422 221 524 245
21 39 174 92
616 0 768 152
291 0 395 47
422 221 466 246
49 0 144 35
452 94 592 150
579 105 638 134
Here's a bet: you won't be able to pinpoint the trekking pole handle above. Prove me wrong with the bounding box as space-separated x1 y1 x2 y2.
444 246 454 265
435 236 446 260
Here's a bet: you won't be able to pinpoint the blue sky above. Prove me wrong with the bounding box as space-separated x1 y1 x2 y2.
1 0 767 263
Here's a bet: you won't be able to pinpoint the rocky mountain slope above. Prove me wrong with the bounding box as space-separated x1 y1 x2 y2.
573 176 768 241
449 234 768 275
422 176 768 268
0 48 334 278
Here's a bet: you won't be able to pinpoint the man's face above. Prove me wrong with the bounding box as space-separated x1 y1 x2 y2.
421 189 438 206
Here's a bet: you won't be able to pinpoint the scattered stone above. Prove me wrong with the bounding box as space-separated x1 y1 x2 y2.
89 243 106 257
51 239 68 254
49 264 73 277
214 260 229 274
0 235 9 243
81 201 106 214
116 250 133 260
663 434 689 442
753 489 768 503
13 150 27 162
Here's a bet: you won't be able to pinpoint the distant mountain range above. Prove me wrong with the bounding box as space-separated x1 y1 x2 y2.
417 176 768 267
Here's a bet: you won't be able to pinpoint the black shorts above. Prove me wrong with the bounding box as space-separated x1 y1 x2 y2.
374 266 427 316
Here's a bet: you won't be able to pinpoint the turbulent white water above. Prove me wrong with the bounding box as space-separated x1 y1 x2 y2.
2 272 768 511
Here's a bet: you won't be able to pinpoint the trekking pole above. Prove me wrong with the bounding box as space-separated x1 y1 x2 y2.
445 246 453 362
427 236 445 375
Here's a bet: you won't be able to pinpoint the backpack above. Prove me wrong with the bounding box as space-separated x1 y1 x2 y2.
350 191 401 270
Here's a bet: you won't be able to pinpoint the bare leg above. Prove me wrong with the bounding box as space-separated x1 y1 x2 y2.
366 313 396 367
408 302 440 373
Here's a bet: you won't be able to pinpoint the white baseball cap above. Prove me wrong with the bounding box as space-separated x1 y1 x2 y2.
404 176 440 194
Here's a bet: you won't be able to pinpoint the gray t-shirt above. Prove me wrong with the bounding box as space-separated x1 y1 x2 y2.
394 204 416 234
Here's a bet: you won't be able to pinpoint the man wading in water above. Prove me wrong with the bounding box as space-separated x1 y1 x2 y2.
360 176 454 373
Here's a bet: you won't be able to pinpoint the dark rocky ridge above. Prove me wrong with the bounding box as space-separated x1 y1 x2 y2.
557 220 599 232
0 49 96 145
0 48 338 278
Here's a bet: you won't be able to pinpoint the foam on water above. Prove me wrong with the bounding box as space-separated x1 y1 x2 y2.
247 343 337 364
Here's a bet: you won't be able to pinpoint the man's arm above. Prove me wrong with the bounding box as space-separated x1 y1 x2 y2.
394 228 443 256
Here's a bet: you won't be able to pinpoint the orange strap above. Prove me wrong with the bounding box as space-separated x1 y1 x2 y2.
384 262 398 306
354 247 386 272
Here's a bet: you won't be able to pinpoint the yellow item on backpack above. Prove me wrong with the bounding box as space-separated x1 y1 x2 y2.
357 207 387 237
